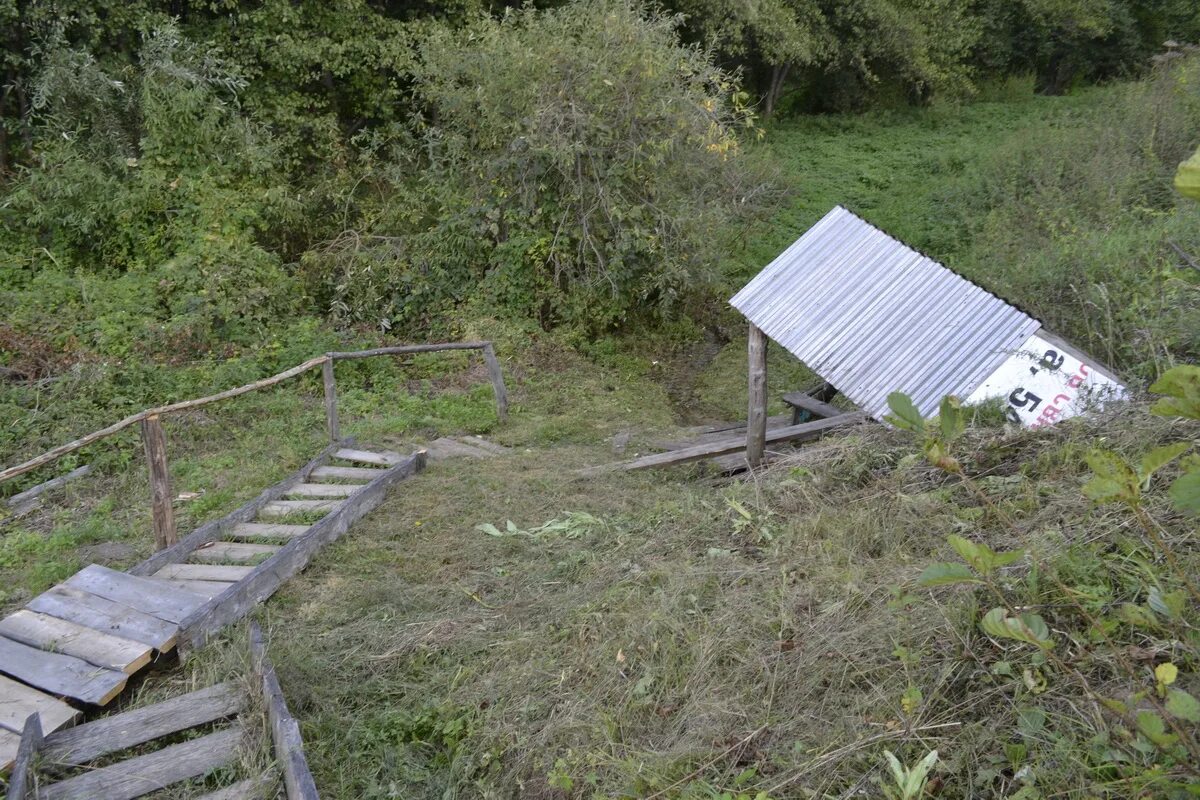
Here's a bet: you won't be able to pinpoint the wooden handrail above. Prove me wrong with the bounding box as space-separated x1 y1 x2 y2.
0 342 507 485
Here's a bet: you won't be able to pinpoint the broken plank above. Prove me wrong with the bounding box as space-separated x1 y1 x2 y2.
154 563 255 582
64 564 207 625
38 723 244 800
196 775 279 800
781 391 846 421
178 452 426 656
259 499 342 517
41 681 242 765
189 542 281 565
161 579 236 598
0 675 80 736
309 464 381 481
0 635 126 705
333 447 402 466
580 413 868 475
27 586 178 652
0 610 152 674
284 482 357 498
228 522 310 541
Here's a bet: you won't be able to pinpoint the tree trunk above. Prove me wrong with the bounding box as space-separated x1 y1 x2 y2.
764 63 792 118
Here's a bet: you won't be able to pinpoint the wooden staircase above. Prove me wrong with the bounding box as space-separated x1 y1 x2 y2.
0 444 424 773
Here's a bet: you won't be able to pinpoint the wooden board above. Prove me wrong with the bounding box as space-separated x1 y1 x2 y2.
64 565 207 625
155 563 255 582
781 391 846 421
309 464 382 481
285 482 356 498
6 712 43 798
196 775 278 800
0 726 20 772
228 522 310 541
580 413 868 474
38 723 244 800
456 436 509 455
0 635 126 705
0 675 79 736
250 624 318 800
161 579 236 598
27 586 178 652
0 610 152 674
259 499 342 517
424 437 497 460
333 447 402 466
41 681 242 765
190 542 281 564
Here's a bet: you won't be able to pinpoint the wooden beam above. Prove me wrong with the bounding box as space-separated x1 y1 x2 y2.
580 413 867 475
176 451 426 657
747 324 768 468
326 341 487 359
322 357 339 442
249 624 319 800
6 465 90 510
482 343 509 423
781 391 846 423
140 415 176 550
6 713 43 800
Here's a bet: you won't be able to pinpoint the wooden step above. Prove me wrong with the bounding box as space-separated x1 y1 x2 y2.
38 723 244 800
259 499 342 518
0 675 80 738
190 542 280 565
0 609 152 674
27 585 178 652
0 634 126 705
64 564 207 625
41 681 242 765
333 447 403 466
161 578 236 598
285 482 357 498
154 563 255 582
309 465 382 481
228 522 310 541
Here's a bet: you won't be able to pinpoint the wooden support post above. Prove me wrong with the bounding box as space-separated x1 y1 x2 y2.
140 414 177 550
322 356 340 442
747 324 768 468
482 343 509 423
7 712 44 800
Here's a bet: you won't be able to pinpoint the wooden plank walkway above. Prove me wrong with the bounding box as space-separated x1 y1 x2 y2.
0 443 424 772
9 623 318 799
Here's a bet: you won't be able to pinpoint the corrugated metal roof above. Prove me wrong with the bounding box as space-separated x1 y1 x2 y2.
730 205 1040 421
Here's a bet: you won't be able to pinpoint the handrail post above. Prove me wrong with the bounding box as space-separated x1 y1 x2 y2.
140 414 177 550
322 356 340 442
747 324 767 467
481 343 509 423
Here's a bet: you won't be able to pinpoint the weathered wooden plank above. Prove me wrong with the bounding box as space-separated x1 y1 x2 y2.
155 563 255 582
27 586 178 652
129 439 347 578
781 391 846 422
309 465 381 481
333 447 402 466
327 341 486 359
178 452 426 656
0 610 152 674
259 499 342 518
6 713 43 797
580 413 868 475
0 726 20 774
747 324 768 468
189 542 280 564
64 565 206 624
455 436 509 455
482 342 509 423
6 465 91 510
249 625 318 800
140 414 178 550
322 357 340 442
0 675 80 736
161 579 237 598
195 774 278 800
41 681 242 765
0 635 126 706
285 483 356 498
424 437 495 460
38 723 244 800
228 522 310 541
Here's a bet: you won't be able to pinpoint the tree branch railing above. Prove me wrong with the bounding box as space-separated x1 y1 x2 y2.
0 342 509 549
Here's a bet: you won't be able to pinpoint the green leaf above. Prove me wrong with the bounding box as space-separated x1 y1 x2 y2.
981 607 1055 649
1082 449 1139 504
1169 459 1200 515
1148 587 1186 619
991 549 1025 569
1149 365 1200 420
938 395 966 443
1138 443 1189 483
948 534 985 571
1135 710 1177 747
1166 688 1200 723
885 391 925 434
918 562 981 586
475 522 503 537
